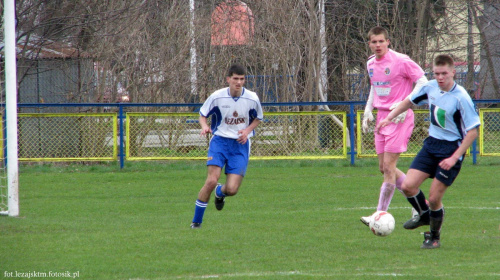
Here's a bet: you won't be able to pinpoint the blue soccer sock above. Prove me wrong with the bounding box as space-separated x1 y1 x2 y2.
215 184 226 198
192 200 208 224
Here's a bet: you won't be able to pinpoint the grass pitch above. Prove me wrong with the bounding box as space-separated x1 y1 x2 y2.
1 159 499 279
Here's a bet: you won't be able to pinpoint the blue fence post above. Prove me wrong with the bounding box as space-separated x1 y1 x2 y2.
471 139 478 165
349 103 357 165
119 105 125 169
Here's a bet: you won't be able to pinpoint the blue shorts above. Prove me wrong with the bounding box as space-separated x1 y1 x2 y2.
410 137 462 186
207 135 250 176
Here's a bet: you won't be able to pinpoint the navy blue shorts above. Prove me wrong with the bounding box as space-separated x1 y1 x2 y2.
207 135 250 176
410 137 463 186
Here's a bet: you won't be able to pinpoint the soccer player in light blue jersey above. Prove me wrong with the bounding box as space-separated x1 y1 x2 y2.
377 54 480 249
190 64 263 229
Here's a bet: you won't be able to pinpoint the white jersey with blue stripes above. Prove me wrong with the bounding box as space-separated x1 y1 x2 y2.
409 80 480 142
199 87 263 139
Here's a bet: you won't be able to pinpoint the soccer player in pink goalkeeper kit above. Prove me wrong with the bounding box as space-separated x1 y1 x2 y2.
360 27 428 226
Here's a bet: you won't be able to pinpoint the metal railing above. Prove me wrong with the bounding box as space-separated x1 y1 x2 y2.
8 100 500 168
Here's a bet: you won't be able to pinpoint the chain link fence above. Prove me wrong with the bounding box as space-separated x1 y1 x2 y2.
479 108 500 156
126 113 207 160
126 111 346 160
3 103 499 165
17 113 117 161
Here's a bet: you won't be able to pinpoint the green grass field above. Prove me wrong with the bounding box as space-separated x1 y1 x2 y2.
1 158 499 280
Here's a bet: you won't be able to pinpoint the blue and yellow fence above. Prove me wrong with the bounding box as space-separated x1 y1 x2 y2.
17 113 117 161
9 101 500 168
124 111 347 161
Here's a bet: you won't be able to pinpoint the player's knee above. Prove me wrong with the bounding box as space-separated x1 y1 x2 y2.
224 189 238 196
204 178 218 190
224 185 239 196
427 197 441 210
401 183 416 197
382 164 395 177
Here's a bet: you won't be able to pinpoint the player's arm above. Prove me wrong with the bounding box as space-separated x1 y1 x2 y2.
390 75 428 123
439 127 479 171
237 118 261 144
411 76 428 95
199 115 212 136
377 97 413 132
362 86 375 133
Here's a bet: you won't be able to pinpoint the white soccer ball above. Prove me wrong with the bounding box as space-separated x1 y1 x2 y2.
369 211 395 237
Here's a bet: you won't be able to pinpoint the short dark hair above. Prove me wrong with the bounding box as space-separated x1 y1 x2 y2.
368 26 389 41
227 64 246 77
434 54 454 68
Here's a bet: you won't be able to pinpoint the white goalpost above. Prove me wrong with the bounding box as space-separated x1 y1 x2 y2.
1 0 19 217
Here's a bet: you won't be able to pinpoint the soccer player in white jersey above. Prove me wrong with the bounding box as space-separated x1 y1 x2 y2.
377 54 480 249
361 26 428 226
190 64 264 229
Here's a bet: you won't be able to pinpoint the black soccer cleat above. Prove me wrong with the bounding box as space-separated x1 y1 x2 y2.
190 222 201 229
421 231 440 249
214 184 225 211
214 195 225 211
403 212 430 230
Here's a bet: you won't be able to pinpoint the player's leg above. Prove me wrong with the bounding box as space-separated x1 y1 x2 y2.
402 168 431 229
214 173 244 211
214 138 250 211
221 174 244 196
360 152 401 226
377 151 400 211
422 154 462 248
377 152 407 199
385 115 414 194
361 116 414 226
402 138 440 230
191 165 222 228
191 135 226 228
395 168 406 194
360 134 387 226
377 152 385 175
420 178 447 248
199 165 223 201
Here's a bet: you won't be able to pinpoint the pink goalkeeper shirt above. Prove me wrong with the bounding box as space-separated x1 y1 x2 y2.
367 49 425 111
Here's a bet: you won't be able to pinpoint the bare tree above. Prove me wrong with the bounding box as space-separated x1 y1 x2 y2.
2 0 497 106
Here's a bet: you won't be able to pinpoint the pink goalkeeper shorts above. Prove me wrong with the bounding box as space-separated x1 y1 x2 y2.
374 109 414 154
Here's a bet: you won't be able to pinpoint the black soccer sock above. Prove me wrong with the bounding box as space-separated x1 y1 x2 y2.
430 207 445 240
407 190 430 217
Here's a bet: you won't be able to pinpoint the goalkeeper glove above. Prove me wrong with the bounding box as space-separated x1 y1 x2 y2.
362 110 374 133
389 102 407 124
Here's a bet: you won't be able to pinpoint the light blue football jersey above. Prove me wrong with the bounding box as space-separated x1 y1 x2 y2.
409 80 480 142
200 87 263 139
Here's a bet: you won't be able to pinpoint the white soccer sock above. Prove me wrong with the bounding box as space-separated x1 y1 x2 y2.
377 182 396 212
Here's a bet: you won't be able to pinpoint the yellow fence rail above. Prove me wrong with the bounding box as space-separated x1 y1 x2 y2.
126 111 347 160
1 107 496 163
479 108 500 156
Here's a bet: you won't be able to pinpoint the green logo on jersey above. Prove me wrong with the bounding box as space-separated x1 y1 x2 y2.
433 107 446 128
